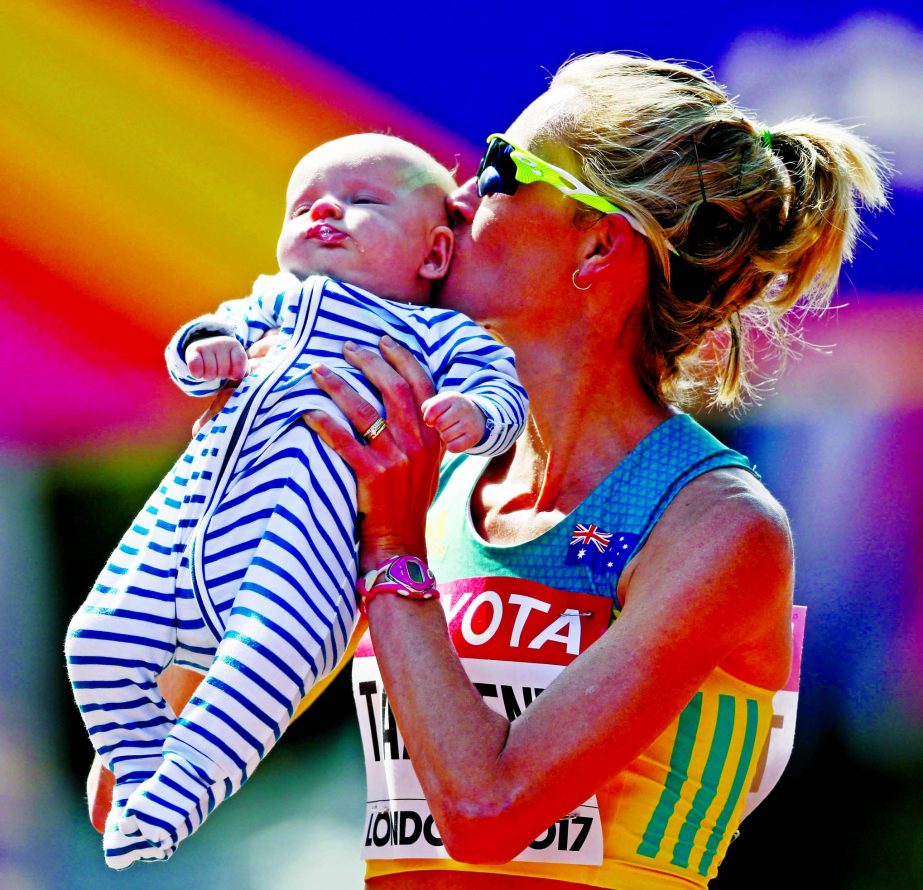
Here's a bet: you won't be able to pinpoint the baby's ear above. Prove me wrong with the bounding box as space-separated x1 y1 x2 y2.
419 225 454 281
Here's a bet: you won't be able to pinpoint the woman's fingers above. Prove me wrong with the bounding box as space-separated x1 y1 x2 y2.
339 338 437 451
303 337 443 570
87 755 115 833
303 406 397 523
341 341 414 422
310 364 384 443
378 336 437 408
303 409 369 472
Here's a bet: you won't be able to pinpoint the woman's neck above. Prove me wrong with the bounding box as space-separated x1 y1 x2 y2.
473 253 673 539
475 335 673 541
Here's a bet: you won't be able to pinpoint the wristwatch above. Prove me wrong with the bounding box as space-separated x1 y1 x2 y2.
357 555 438 615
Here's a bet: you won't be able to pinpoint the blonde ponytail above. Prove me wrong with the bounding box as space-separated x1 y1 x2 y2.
548 54 890 410
759 119 890 313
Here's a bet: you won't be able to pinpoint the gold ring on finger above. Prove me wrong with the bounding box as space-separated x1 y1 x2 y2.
362 417 387 442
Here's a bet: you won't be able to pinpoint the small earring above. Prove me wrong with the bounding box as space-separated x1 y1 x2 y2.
572 269 591 291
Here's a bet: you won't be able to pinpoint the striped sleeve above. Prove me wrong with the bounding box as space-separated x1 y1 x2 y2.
164 273 297 396
423 310 528 456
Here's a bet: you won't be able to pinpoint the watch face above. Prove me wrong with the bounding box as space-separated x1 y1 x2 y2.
387 556 434 592
406 559 426 585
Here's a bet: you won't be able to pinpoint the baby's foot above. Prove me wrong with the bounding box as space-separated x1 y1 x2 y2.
104 798 173 870
120 756 212 850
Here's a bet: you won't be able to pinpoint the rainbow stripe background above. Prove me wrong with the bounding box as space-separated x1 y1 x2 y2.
1 0 476 452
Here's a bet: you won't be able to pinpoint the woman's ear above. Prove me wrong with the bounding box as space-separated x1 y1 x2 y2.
419 225 454 281
573 212 641 288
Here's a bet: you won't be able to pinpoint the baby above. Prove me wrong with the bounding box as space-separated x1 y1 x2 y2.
65 134 527 870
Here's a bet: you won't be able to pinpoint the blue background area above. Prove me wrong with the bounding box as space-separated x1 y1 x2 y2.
222 0 922 294
220 0 922 139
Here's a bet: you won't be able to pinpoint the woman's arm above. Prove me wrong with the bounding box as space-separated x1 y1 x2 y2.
305 339 794 864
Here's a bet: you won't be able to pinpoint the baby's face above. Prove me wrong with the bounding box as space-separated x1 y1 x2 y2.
277 136 454 303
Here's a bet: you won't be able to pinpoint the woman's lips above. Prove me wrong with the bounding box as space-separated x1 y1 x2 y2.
305 223 348 244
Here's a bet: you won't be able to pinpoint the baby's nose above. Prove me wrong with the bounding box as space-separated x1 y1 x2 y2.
310 195 343 220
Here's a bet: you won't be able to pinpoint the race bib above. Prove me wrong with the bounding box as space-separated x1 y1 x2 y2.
352 577 610 865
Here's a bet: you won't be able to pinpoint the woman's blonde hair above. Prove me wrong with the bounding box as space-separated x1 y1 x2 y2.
547 53 890 410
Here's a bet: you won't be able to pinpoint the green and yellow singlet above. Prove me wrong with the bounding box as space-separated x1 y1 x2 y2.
355 414 796 888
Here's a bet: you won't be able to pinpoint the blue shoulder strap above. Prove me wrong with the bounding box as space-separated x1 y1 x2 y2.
428 413 756 607
576 413 756 601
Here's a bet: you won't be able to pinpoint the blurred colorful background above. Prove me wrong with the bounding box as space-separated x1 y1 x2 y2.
2 2 920 887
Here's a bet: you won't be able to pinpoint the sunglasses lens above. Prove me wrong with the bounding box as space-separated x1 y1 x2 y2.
477 138 517 197
477 166 504 198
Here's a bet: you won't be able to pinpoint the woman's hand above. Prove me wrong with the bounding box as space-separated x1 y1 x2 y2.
191 330 281 436
303 336 444 572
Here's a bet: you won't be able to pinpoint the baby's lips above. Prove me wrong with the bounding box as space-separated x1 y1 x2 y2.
306 223 348 243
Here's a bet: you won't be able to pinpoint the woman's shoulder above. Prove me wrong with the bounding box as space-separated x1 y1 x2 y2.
650 464 793 581
684 464 790 538
619 463 794 686
680 467 795 685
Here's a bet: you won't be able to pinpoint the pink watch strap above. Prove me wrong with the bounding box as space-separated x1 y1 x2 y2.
358 555 438 615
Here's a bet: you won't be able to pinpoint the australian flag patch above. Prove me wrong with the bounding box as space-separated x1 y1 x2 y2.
564 523 640 575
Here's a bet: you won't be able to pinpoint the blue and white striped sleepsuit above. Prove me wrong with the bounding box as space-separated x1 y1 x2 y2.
65 274 527 869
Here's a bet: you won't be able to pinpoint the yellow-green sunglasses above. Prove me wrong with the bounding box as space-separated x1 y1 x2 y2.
477 133 674 252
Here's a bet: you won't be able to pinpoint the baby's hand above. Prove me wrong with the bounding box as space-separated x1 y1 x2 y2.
421 392 485 453
186 336 248 381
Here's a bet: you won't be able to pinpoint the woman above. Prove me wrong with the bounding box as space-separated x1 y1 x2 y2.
88 52 886 888
302 53 887 888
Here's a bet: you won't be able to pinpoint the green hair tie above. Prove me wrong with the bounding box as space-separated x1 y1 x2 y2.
761 129 773 149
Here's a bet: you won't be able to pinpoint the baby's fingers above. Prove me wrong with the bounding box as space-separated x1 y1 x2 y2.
187 336 247 381
227 342 249 381
421 392 456 427
187 347 206 379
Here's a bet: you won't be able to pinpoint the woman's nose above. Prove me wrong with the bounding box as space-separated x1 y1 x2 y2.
310 195 343 220
446 178 480 227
